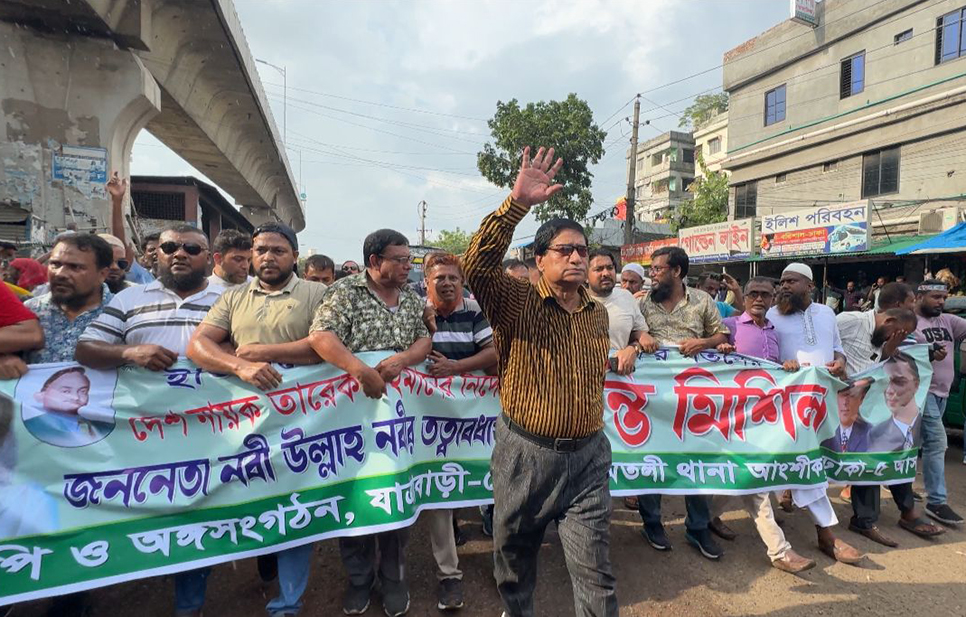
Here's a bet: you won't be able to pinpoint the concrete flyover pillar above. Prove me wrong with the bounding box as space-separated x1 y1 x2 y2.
0 22 161 246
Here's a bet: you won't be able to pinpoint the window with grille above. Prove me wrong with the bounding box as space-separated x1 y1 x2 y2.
840 52 865 99
708 137 721 154
764 85 786 126
734 182 757 219
936 8 966 64
861 146 900 198
132 191 186 220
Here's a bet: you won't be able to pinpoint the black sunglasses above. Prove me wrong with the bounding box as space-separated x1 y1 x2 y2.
547 244 589 258
114 259 130 270
159 241 206 256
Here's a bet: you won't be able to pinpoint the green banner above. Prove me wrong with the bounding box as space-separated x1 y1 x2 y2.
0 346 931 604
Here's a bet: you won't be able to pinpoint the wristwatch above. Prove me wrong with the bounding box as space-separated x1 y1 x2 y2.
630 341 644 353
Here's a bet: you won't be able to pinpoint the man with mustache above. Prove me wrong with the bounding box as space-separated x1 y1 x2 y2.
587 249 657 374
421 251 498 611
637 245 729 560
189 222 328 617
912 279 966 525
706 276 816 573
25 234 114 364
765 263 862 565
208 229 253 290
463 147 617 617
76 224 222 616
620 262 647 296
76 224 220 371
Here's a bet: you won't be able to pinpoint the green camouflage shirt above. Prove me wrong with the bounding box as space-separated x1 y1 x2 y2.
310 272 430 353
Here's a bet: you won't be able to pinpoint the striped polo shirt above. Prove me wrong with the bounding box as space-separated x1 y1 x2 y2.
79 279 223 355
432 298 493 360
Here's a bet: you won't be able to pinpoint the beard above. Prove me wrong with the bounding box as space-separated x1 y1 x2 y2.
106 276 127 294
871 325 890 347
158 266 206 292
51 283 96 310
258 264 294 287
650 282 672 303
920 304 942 317
776 291 807 314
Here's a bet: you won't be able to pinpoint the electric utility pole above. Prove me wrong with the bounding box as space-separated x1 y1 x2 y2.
623 95 641 246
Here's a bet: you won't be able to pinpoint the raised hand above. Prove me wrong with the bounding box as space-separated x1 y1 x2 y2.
107 171 128 200
510 146 564 208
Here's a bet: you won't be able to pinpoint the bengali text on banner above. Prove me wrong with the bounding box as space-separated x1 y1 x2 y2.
0 347 930 604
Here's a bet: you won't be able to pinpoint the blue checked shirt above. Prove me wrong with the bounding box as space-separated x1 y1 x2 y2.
24 285 114 364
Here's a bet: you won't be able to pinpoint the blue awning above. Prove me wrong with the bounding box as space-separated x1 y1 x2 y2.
896 222 966 254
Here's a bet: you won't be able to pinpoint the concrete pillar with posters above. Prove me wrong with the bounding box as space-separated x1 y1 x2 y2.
0 21 160 245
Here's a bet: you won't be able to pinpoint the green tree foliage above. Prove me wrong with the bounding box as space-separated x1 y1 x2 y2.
433 228 473 255
678 93 729 130
672 157 729 232
477 94 606 222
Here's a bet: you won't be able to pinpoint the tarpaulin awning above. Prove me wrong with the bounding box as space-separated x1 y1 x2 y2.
896 222 966 254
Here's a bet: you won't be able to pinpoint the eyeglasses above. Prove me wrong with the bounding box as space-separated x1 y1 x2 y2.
379 254 412 265
648 265 669 274
114 259 130 271
547 244 588 258
159 241 207 256
746 290 774 300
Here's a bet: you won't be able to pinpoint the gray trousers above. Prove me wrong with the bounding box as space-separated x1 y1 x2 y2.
338 528 409 588
492 419 618 617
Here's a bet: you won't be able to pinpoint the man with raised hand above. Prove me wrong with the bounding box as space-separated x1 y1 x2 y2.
462 146 617 617
766 263 863 565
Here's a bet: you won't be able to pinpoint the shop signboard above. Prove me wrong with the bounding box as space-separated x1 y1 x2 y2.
678 218 754 263
759 200 869 258
621 237 677 266
790 0 818 27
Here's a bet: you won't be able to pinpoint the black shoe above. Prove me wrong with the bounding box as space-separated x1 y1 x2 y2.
685 529 723 560
381 579 410 617
436 578 464 611
257 553 278 583
641 523 671 551
480 505 493 538
925 503 964 525
343 580 374 615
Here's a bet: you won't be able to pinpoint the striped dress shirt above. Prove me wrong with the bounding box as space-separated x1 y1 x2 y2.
462 196 610 439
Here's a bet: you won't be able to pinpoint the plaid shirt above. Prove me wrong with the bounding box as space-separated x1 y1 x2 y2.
638 285 728 345
310 272 430 353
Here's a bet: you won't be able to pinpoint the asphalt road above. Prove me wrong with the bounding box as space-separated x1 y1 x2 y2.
10 442 966 617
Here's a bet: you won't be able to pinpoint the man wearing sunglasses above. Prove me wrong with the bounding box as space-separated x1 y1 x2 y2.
462 147 617 617
77 224 219 372
97 233 137 295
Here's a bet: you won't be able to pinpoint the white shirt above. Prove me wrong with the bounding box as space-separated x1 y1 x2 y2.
590 287 648 353
766 302 843 366
836 310 878 375
79 280 224 355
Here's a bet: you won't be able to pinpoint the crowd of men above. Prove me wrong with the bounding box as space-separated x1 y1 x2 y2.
1 153 965 617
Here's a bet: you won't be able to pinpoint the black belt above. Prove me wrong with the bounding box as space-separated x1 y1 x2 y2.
501 414 598 452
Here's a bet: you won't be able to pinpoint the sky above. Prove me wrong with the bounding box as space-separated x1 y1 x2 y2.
130 0 791 263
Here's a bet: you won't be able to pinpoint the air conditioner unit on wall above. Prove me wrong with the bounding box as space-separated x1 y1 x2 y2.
918 208 962 235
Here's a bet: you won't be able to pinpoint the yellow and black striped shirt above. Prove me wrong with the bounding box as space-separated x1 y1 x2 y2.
462 197 609 439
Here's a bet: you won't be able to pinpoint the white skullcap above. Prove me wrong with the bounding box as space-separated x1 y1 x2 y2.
782 263 813 281
621 263 646 279
97 233 125 251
